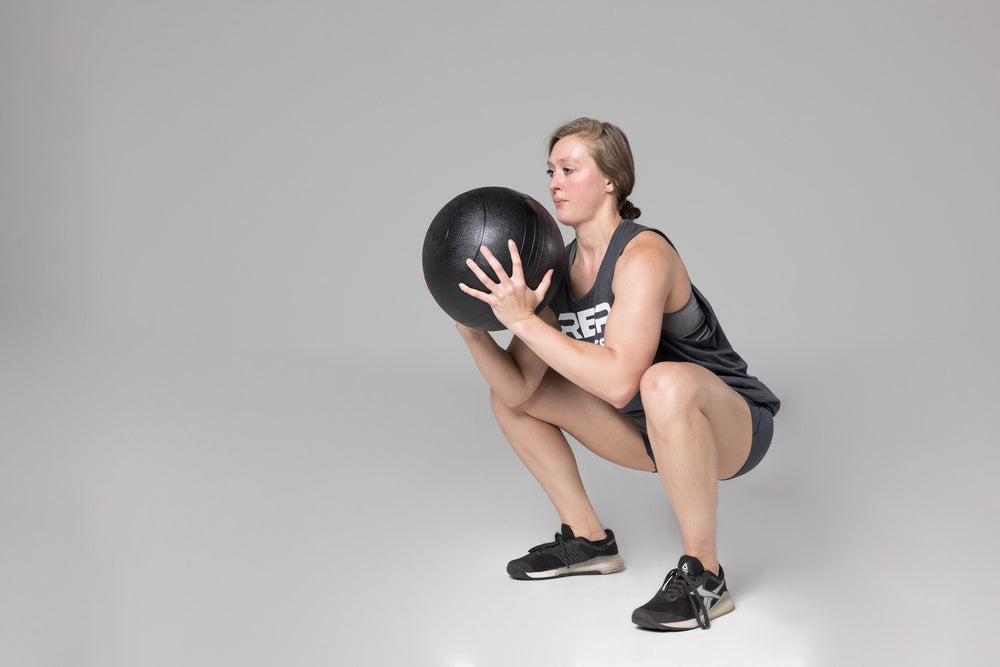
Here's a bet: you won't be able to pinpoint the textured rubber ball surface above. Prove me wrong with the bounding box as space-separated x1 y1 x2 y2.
422 186 566 331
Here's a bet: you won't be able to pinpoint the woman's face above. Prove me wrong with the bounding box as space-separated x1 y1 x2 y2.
547 134 615 226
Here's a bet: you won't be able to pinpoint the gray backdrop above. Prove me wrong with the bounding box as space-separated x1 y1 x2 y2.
2 1 997 665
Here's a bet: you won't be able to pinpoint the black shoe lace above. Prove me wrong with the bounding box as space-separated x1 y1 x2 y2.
661 568 711 629
529 532 570 566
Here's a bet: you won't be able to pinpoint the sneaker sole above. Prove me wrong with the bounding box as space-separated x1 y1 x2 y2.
510 554 625 580
631 591 735 631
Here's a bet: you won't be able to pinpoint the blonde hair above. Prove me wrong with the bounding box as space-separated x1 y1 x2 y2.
548 118 641 220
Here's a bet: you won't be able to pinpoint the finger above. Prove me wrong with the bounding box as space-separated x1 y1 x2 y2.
534 268 554 299
465 257 497 289
458 281 494 303
479 244 510 281
507 239 524 280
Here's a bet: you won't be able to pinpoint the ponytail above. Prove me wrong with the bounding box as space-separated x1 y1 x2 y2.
619 199 641 220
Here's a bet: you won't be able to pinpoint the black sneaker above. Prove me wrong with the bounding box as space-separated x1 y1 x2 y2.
506 524 625 580
631 555 735 630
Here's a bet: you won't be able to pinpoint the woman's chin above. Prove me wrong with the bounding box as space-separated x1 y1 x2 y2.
555 212 577 227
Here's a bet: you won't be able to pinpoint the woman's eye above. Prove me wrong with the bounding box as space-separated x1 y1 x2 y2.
545 169 554 177
563 168 573 175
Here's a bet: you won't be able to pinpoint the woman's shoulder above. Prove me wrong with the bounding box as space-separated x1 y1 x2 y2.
613 226 677 285
613 221 689 299
617 219 676 250
617 222 676 264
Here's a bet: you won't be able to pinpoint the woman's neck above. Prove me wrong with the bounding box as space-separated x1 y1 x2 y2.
572 212 623 268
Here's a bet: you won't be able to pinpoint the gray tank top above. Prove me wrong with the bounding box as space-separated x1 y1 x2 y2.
548 220 780 432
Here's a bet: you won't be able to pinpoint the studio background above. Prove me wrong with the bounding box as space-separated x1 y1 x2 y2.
2 2 997 665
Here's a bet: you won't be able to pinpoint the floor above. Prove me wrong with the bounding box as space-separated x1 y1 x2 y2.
2 331 994 666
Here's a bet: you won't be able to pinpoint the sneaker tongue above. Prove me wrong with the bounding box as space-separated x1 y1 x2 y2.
560 524 576 539
677 555 705 577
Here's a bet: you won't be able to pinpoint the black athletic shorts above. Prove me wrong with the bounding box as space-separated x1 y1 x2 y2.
639 394 774 479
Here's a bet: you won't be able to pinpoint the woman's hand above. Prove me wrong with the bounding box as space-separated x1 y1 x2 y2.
458 240 554 330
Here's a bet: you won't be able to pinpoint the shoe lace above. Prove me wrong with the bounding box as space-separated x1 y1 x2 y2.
661 568 711 629
528 532 570 566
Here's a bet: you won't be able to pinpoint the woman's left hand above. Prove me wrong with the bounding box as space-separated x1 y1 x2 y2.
458 239 553 329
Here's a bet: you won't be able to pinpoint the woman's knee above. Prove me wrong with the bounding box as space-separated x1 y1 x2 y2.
491 369 589 426
490 387 522 420
490 383 548 423
639 363 705 413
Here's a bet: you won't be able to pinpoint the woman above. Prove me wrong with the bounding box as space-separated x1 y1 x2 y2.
455 118 779 631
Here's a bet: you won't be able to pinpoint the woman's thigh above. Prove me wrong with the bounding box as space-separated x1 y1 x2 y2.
517 368 655 473
640 362 753 479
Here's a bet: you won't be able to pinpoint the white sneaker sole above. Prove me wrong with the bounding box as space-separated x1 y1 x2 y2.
637 591 736 630
522 554 625 579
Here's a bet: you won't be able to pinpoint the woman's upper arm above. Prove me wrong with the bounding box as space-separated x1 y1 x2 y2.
602 233 680 387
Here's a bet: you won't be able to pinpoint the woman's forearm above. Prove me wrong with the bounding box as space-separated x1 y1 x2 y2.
459 327 542 406
508 315 640 409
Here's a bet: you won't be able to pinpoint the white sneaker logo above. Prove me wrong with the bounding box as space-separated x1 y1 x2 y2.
696 581 724 609
681 562 689 574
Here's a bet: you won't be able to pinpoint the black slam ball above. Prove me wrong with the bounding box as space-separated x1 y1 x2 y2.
422 186 566 331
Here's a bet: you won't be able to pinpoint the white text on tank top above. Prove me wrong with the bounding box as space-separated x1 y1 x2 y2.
558 302 611 346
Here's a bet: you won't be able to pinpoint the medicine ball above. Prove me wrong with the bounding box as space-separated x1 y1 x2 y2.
422 186 566 331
